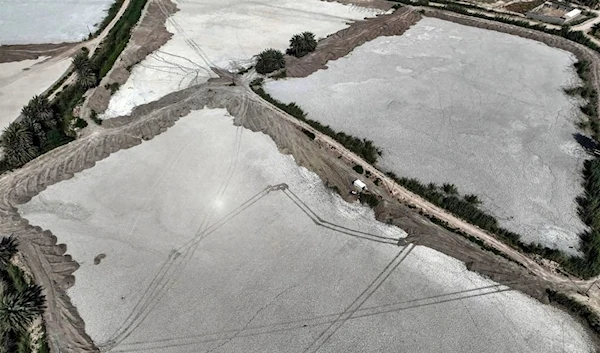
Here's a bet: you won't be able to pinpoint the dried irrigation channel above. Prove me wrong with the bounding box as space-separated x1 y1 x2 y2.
14 84 596 352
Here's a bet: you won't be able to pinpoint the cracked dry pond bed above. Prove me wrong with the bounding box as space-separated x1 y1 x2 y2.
265 17 589 254
18 108 594 352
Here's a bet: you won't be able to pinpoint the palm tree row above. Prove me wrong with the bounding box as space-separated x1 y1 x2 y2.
0 236 46 352
253 31 318 75
0 49 90 170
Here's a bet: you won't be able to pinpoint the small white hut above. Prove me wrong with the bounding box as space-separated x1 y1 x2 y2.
353 179 367 191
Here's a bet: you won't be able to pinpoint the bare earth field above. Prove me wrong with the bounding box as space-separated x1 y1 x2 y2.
101 0 384 119
0 0 115 45
0 55 71 129
265 17 588 254
18 107 595 352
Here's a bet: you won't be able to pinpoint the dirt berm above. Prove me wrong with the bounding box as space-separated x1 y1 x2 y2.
286 7 421 77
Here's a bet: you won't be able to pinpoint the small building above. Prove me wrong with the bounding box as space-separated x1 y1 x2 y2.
353 179 367 191
526 2 583 25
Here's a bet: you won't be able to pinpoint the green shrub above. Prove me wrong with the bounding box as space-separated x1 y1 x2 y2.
302 129 315 140
255 49 286 74
250 77 264 87
105 82 121 94
353 165 364 174
360 193 380 208
287 32 318 58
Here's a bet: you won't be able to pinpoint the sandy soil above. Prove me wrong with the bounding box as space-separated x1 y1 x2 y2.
7 1 600 350
101 0 384 119
18 101 595 352
0 0 115 45
0 55 71 129
267 18 588 254
0 42 76 63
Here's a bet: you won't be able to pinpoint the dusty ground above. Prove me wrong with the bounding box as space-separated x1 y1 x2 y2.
7 0 600 351
267 18 587 253
0 42 76 63
101 0 384 119
0 0 114 45
16 86 596 352
285 8 421 78
0 55 72 130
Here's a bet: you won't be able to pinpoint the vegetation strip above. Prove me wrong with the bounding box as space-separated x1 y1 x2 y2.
251 80 383 164
0 0 149 174
546 289 600 335
0 236 47 353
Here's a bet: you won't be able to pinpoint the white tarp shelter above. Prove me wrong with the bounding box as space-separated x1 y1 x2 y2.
563 9 581 19
353 179 367 191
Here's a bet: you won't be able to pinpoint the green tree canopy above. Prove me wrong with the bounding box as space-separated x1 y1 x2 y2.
287 32 317 58
0 122 39 168
255 49 285 74
0 282 45 334
0 237 17 268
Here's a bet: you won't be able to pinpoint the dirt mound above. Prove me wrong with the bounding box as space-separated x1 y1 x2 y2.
285 7 421 78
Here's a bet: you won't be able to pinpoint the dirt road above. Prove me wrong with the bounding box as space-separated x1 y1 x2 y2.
47 0 132 101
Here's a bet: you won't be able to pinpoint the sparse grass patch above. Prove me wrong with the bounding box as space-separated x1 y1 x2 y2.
302 128 315 140
359 192 380 208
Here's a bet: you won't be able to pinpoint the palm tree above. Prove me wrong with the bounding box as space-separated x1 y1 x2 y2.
288 32 317 58
72 50 91 73
0 122 39 168
0 283 45 334
21 95 57 143
76 68 97 89
255 49 285 74
0 237 17 268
